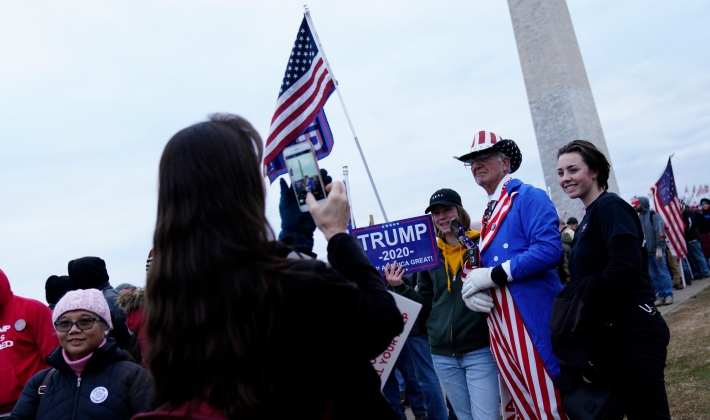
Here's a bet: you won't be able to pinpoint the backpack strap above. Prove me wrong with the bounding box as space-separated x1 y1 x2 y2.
37 368 57 398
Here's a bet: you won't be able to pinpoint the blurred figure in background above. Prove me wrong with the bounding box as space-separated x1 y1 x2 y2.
44 275 73 310
0 269 58 416
632 196 674 305
68 256 131 350
10 289 153 420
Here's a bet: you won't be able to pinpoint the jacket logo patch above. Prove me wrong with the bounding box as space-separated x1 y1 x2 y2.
90 386 109 404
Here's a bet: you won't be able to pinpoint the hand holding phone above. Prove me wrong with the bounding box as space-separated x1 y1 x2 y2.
306 181 350 241
282 142 327 212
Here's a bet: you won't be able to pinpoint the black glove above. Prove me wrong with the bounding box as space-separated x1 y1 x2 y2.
278 168 332 254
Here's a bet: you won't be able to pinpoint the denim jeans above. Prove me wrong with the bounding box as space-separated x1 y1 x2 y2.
407 335 448 420
686 240 710 278
681 258 693 283
431 347 500 420
648 253 673 299
383 340 427 419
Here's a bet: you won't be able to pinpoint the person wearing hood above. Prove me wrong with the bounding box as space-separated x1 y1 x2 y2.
67 257 130 350
632 196 674 305
117 287 146 368
10 288 153 420
45 275 73 310
0 269 58 416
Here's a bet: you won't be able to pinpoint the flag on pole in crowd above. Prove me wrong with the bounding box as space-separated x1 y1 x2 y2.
264 16 336 180
265 109 335 182
650 158 687 258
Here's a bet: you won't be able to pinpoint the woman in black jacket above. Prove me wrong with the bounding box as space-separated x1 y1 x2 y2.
556 140 670 419
11 288 153 420
134 114 403 420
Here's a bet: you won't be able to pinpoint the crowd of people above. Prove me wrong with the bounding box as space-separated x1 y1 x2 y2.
1 116 695 419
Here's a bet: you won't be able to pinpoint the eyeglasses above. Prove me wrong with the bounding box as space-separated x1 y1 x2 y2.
54 318 103 332
463 153 495 168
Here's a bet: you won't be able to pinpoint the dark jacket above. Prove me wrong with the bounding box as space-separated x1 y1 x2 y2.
134 233 403 420
68 257 130 350
701 210 710 258
682 208 702 242
11 338 153 420
392 246 489 357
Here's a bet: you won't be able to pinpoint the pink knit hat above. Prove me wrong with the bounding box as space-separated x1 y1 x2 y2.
52 289 113 330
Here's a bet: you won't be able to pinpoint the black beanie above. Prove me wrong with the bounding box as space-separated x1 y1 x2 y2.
68 256 110 289
45 275 73 306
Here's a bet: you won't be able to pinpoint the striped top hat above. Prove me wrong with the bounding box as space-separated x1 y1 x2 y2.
454 130 522 173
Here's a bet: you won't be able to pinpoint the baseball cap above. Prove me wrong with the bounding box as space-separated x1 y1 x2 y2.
425 188 462 213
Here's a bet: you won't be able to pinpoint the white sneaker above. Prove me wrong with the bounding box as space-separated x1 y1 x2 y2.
654 298 664 306
664 296 674 305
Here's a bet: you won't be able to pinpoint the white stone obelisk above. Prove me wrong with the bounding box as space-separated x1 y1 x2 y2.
507 0 620 220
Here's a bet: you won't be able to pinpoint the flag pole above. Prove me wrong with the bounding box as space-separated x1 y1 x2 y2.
304 5 389 222
343 165 357 229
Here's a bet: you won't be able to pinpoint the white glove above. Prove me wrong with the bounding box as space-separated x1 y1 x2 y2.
461 267 496 299
656 248 663 261
464 290 494 313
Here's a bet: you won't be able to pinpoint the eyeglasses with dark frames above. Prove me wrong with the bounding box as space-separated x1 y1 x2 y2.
53 317 103 332
463 153 496 168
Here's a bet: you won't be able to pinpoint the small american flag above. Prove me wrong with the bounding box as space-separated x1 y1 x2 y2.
264 16 335 169
651 159 687 258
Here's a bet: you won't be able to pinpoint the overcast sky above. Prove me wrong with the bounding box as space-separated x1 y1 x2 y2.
2 0 709 303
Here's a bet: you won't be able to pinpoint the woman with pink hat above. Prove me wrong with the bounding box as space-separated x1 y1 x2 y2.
10 288 153 419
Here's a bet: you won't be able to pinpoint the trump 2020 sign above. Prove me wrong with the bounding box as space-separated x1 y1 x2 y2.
350 215 440 274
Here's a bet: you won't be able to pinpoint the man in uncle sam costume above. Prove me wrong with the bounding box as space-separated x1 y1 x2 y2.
454 131 567 420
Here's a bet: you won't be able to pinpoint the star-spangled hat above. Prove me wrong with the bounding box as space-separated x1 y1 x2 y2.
454 130 522 173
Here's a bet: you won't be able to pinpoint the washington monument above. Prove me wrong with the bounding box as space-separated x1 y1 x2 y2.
507 0 620 219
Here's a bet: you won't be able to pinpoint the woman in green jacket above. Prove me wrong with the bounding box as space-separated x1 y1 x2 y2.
385 188 499 420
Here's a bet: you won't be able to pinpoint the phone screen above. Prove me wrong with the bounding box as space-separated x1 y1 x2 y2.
284 148 326 205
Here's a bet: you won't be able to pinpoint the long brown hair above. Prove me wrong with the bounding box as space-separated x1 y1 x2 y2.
146 114 281 416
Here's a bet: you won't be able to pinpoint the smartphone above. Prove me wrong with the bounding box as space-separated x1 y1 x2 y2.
282 142 327 212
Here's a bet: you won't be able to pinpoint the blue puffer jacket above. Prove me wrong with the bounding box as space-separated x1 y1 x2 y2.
10 338 153 420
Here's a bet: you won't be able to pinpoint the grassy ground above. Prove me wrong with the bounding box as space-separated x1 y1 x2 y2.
665 287 710 419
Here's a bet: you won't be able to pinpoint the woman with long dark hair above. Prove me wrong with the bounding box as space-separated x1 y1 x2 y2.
135 114 402 419
555 140 670 419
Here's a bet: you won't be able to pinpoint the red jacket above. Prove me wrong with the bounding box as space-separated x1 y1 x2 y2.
0 269 58 414
126 308 148 369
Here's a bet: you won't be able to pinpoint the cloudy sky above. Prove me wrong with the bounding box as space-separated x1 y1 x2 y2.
2 1 708 303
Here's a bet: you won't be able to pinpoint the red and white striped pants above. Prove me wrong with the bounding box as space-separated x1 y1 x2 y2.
488 286 567 420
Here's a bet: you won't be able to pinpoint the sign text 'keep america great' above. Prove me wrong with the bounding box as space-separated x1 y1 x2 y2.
350 215 439 274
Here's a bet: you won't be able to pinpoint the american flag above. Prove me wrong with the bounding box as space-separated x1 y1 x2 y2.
265 108 334 183
264 16 335 169
651 159 687 258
